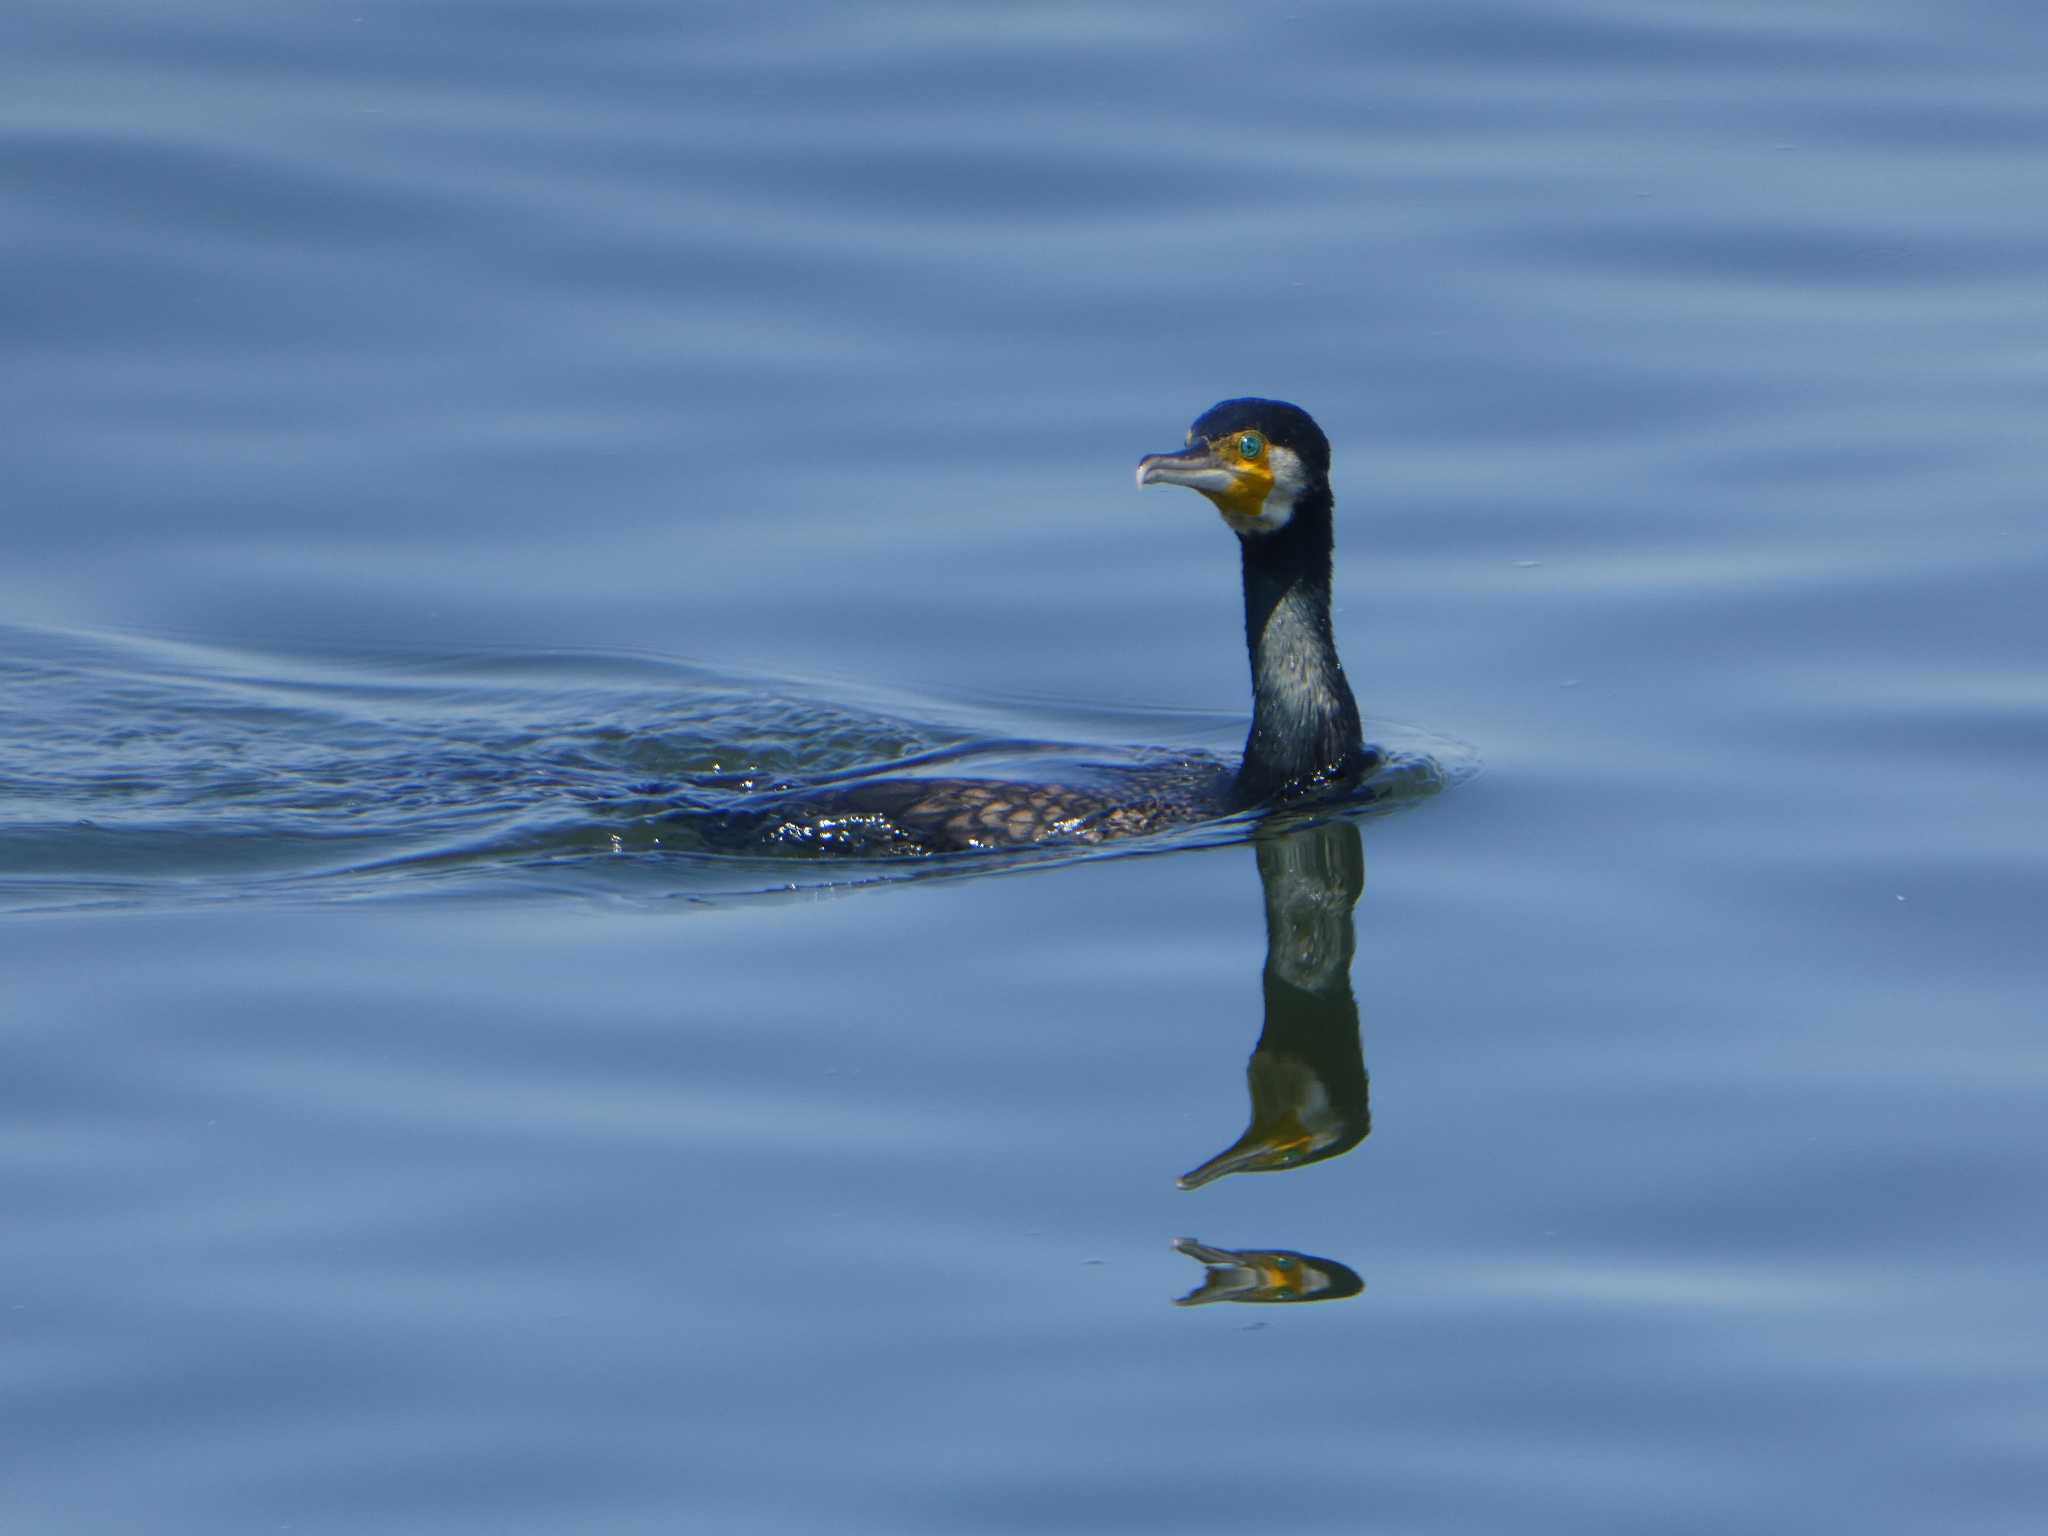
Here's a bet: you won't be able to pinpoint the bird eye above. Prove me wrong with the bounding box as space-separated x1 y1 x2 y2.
1237 432 1265 460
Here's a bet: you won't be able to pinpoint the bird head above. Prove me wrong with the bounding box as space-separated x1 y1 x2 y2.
1135 398 1331 537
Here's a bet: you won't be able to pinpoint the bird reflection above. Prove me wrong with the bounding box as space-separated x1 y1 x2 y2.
1171 1238 1364 1306
1169 816 1371 1308
1180 816 1369 1189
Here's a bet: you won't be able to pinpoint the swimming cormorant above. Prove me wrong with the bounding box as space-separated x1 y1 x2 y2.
712 399 1372 854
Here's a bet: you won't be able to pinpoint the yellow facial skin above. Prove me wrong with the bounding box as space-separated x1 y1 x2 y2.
1135 429 1276 534
1194 431 1274 527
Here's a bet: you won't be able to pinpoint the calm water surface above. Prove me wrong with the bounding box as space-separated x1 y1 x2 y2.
3 2 2045 1532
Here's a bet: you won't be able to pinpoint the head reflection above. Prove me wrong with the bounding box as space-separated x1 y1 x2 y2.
1179 816 1370 1189
1172 1238 1365 1306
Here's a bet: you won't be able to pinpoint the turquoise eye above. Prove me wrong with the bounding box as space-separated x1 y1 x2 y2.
1237 432 1264 460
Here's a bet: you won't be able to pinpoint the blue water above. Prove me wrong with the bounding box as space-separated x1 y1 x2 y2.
5 2 2046 1532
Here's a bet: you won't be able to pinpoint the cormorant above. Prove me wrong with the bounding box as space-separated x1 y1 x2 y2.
710 399 1373 854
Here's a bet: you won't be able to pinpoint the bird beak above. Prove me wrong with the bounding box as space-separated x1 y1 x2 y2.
1135 440 1241 496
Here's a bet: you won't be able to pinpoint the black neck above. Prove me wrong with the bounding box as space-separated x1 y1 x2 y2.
1230 488 1364 808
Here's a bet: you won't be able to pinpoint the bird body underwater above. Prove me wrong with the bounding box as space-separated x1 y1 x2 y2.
715 399 1373 855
